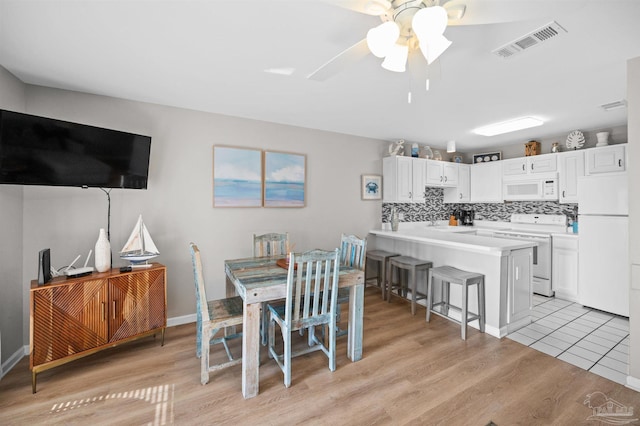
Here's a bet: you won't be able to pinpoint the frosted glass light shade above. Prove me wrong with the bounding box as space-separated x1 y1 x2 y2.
381 43 408 72
447 140 456 153
413 6 452 64
366 21 400 58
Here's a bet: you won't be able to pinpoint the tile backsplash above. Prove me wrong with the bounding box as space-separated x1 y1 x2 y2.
383 187 577 223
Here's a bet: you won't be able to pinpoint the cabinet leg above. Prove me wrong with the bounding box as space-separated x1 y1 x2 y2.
161 328 165 346
32 371 37 394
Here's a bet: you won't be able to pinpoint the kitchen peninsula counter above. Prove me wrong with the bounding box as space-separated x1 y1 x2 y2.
369 225 536 338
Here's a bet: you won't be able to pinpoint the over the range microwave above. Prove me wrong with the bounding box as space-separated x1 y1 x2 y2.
503 173 558 201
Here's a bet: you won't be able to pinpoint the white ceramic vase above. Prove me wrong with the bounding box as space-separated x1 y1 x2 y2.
94 228 111 272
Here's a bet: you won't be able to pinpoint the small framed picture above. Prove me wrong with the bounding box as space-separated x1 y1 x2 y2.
473 152 502 164
361 175 382 200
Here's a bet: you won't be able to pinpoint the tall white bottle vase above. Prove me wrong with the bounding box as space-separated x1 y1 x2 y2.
94 228 111 273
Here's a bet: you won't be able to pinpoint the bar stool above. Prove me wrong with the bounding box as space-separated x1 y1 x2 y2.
388 256 433 315
426 266 485 340
365 250 400 300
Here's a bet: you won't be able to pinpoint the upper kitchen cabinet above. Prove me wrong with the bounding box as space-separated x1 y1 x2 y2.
383 156 427 203
586 144 626 174
557 151 585 203
425 160 458 187
503 154 557 176
470 161 503 203
444 164 470 203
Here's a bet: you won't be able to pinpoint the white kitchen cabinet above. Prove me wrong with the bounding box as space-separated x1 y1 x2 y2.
383 156 427 203
425 160 457 187
503 154 557 176
552 234 579 302
586 144 626 174
470 161 502 203
557 151 584 203
443 164 470 203
508 248 533 325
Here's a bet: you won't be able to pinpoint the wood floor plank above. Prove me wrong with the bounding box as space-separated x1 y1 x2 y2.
1 287 638 425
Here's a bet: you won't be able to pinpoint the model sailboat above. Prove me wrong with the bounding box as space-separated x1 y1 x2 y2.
120 215 159 264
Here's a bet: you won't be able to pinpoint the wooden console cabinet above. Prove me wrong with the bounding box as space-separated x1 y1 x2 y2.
29 263 166 393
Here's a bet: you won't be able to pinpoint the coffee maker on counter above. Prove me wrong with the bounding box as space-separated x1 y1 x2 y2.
460 209 475 226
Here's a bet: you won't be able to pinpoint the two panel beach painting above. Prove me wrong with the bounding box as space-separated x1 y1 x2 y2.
213 146 305 208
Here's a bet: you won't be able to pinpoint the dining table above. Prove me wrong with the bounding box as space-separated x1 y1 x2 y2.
224 255 365 399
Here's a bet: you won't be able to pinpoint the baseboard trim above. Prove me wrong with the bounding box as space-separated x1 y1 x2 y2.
0 345 28 380
626 375 640 392
167 313 196 327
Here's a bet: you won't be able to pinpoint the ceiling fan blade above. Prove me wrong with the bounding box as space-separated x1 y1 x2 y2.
442 0 579 26
307 38 370 81
320 0 390 16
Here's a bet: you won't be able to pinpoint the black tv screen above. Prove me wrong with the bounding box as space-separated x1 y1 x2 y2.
0 110 151 189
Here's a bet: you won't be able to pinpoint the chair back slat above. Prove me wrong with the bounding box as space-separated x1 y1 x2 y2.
253 232 289 257
189 243 210 324
340 234 367 271
285 249 340 326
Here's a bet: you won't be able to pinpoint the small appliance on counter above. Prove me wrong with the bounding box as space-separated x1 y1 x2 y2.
460 209 475 226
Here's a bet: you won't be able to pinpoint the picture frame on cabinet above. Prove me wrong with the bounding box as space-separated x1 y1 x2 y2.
473 152 502 164
361 174 382 200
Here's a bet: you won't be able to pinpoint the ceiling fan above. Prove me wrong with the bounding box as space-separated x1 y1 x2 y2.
307 0 569 82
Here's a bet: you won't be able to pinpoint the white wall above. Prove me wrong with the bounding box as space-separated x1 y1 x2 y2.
0 66 26 370
19 85 386 343
628 56 640 387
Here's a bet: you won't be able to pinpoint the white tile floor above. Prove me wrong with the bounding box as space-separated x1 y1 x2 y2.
507 295 630 385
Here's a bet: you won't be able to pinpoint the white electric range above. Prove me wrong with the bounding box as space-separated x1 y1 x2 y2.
493 214 567 297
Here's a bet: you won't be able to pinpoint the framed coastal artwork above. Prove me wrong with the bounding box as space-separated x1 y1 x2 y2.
263 151 306 208
361 174 382 200
213 146 263 207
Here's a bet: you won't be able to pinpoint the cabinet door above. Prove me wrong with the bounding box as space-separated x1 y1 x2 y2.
470 162 502 203
558 151 584 203
444 164 470 203
383 156 412 202
109 269 166 342
529 154 557 173
443 163 458 186
508 248 532 324
502 158 527 176
425 159 444 186
552 237 579 302
586 145 626 174
31 279 108 367
412 158 427 202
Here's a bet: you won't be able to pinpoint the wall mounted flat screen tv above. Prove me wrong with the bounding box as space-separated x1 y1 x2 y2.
0 110 151 189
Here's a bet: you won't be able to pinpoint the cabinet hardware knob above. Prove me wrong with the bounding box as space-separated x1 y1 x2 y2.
562 190 566 198
619 159 622 167
522 164 525 171
531 163 534 170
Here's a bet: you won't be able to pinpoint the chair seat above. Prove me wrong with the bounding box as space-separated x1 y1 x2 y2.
207 296 244 324
366 250 399 262
430 265 484 283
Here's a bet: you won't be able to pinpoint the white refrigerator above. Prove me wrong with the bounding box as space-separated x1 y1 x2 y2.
577 173 629 317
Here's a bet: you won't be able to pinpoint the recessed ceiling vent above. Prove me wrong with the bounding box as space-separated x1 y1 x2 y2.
492 21 567 59
600 100 627 111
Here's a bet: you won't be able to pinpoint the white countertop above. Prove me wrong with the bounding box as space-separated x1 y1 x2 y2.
369 225 537 255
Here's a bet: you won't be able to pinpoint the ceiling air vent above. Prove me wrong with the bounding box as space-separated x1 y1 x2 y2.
600 100 627 111
492 21 567 59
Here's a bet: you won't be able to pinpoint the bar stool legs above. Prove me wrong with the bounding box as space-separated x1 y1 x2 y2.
388 256 432 315
426 266 485 340
365 250 399 301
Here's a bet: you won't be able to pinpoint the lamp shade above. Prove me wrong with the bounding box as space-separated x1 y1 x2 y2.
413 6 452 64
366 21 400 58
447 140 456 153
381 43 408 72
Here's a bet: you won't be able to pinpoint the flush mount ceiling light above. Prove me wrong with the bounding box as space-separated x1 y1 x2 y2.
446 140 456 153
473 117 544 136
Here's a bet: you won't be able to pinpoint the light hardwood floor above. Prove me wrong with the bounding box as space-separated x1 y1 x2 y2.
1 287 639 425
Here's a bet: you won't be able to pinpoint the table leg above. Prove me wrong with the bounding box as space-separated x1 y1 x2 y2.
347 283 364 361
242 301 261 399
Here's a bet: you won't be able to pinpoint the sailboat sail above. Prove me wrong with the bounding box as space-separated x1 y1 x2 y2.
120 215 159 263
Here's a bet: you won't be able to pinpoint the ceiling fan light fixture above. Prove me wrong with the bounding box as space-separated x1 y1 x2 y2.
366 21 400 58
413 6 452 64
364 0 392 15
381 43 408 72
473 117 544 137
